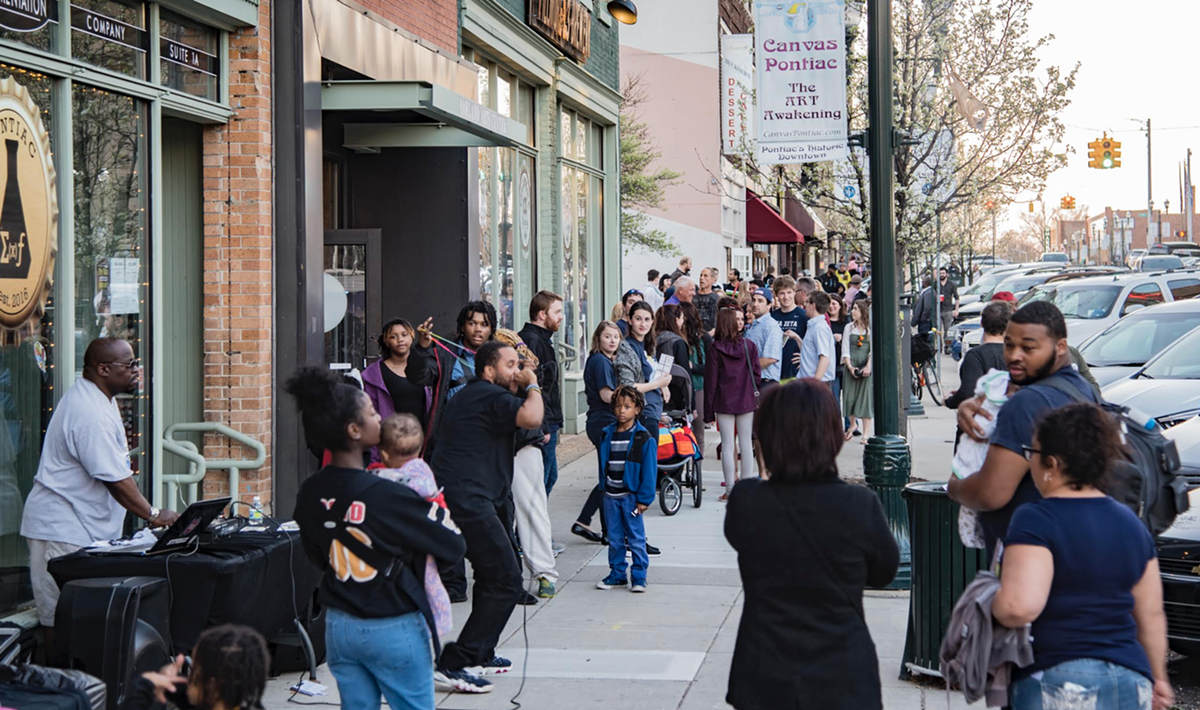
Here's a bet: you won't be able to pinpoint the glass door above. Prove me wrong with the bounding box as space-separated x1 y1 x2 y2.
323 230 381 372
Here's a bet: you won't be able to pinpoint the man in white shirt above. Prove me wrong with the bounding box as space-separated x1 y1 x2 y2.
795 291 837 385
20 338 179 630
641 269 664 311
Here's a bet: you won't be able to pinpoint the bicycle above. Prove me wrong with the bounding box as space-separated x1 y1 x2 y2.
910 331 945 406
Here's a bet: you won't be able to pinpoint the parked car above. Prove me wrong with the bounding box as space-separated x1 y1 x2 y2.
1077 300 1200 388
1127 248 1147 269
1103 323 1200 429
1040 252 1069 263
1138 254 1186 271
1026 270 1200 346
953 266 1065 323
1154 475 1200 655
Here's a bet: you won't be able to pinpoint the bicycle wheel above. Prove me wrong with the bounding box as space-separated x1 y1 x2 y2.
660 476 682 516
692 460 703 508
923 361 944 405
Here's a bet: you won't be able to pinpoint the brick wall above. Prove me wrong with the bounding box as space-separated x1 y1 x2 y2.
357 0 459 53
583 9 619 91
200 0 274 508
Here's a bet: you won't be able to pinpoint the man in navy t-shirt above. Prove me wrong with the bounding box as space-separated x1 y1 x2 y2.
947 302 1099 558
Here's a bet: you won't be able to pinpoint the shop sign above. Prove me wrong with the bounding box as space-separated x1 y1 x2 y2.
71 4 147 52
0 75 57 338
721 34 754 156
458 95 508 137
161 37 218 76
528 0 591 64
519 163 532 257
753 0 849 165
0 0 56 33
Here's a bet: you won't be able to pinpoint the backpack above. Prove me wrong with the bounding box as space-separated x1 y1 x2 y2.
1039 373 1189 535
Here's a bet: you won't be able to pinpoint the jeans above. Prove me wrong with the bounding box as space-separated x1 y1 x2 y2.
1010 659 1153 710
832 365 850 430
326 607 433 710
602 494 648 584
438 497 523 671
542 427 560 496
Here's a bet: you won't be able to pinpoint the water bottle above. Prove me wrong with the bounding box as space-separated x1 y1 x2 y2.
1125 406 1159 432
250 496 264 522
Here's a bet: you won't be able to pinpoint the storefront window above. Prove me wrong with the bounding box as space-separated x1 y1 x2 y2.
72 83 149 482
159 10 218 102
0 1 59 52
478 146 516 330
0 65 54 615
72 0 147 79
560 106 604 371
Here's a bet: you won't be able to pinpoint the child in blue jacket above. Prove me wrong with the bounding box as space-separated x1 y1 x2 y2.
595 385 658 592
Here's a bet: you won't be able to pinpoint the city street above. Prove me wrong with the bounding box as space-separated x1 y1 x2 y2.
265 361 968 710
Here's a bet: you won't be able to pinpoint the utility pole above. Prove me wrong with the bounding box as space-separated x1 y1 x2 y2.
1143 119 1154 244
863 0 911 591
991 208 997 263
1189 150 1194 244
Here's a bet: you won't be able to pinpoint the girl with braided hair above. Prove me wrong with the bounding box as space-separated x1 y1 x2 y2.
125 624 269 710
493 328 559 599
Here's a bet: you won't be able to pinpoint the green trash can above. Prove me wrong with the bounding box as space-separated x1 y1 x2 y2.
899 481 990 679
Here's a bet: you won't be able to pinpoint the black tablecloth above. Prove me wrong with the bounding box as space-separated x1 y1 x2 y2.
48 531 321 655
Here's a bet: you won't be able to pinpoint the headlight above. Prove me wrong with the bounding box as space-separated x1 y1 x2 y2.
1157 410 1200 429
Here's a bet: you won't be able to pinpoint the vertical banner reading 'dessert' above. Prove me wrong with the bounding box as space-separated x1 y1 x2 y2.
753 1 849 165
721 34 754 156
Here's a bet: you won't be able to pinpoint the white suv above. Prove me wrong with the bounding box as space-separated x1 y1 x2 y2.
960 269 1200 352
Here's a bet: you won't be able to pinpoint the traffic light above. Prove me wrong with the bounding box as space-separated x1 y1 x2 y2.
1060 195 1076 210
1029 202 1035 213
985 199 996 210
1088 134 1122 169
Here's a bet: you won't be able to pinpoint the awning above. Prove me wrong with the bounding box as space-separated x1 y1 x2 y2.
321 80 528 150
746 190 804 244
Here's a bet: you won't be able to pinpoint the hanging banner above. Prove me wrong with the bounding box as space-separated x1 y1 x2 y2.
721 34 754 156
753 1 849 165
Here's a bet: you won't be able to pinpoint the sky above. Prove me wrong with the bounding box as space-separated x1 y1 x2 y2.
1009 0 1200 230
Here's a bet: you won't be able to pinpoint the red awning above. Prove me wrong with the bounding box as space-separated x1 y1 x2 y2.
746 190 804 244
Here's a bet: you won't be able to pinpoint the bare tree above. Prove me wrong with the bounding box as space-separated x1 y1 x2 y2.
620 73 683 256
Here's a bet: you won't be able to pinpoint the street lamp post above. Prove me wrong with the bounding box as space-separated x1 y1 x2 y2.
863 0 911 590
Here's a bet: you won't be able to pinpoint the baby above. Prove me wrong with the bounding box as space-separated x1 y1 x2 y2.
371 413 452 637
951 369 1015 549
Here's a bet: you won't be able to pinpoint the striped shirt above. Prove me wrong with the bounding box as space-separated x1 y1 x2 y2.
605 430 633 497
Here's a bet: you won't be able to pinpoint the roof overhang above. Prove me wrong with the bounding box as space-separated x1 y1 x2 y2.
746 190 804 245
322 80 528 150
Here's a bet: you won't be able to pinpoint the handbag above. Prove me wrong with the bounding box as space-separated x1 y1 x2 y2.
741 338 759 399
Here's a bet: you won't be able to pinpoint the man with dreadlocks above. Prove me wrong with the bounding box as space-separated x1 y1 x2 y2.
126 624 271 710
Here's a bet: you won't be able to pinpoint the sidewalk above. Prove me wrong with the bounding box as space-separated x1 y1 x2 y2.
263 356 970 709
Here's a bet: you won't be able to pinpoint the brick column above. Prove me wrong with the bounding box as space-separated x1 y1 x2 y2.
201 0 274 507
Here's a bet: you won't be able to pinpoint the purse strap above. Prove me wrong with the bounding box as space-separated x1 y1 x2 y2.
741 338 759 398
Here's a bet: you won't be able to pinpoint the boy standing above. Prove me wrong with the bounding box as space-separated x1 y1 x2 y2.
770 276 807 383
595 385 658 593
796 291 836 386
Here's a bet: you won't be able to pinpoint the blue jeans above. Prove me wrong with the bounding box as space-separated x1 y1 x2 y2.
1010 659 1152 710
602 494 648 584
542 427 560 496
325 607 434 710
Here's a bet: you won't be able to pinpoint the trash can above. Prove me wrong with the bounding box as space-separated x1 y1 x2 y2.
899 481 990 679
864 435 911 590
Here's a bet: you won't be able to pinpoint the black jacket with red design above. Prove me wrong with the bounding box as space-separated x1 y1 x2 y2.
295 466 466 619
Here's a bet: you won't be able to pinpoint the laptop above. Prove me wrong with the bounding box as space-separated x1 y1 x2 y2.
94 497 232 556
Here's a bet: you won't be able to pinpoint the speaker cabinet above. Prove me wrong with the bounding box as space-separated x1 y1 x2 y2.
53 577 171 710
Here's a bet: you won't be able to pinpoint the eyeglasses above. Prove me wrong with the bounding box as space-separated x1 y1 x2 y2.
1021 445 1042 461
103 359 141 370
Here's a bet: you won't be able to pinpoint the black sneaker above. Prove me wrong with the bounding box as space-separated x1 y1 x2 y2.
434 668 492 694
646 543 662 557
448 589 468 604
470 655 513 675
516 590 538 606
571 522 603 543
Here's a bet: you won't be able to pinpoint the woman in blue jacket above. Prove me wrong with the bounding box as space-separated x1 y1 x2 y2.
594 385 658 593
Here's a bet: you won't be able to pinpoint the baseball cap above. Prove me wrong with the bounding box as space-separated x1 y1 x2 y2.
851 275 863 284
991 291 1016 302
754 288 773 303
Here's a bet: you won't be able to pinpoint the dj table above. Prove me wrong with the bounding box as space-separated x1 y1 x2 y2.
49 531 322 655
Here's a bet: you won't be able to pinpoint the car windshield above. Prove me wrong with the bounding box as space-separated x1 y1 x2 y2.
970 270 1017 296
990 274 1051 297
1080 311 1200 366
1039 284 1123 319
1041 253 1068 263
1143 326 1200 379
1141 256 1184 270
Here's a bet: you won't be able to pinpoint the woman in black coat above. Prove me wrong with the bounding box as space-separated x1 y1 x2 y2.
725 379 899 710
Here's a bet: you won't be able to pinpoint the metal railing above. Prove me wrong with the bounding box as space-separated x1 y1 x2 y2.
160 423 267 510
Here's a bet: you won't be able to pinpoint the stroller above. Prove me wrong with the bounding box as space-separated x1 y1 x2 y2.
655 364 703 515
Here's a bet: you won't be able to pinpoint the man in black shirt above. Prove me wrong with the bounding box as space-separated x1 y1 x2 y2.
945 301 1010 410
518 291 564 497
430 341 544 692
693 267 721 332
819 264 841 294
936 267 960 346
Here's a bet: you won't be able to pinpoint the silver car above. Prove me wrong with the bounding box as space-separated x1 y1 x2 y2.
1103 324 1200 429
1078 300 1200 388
